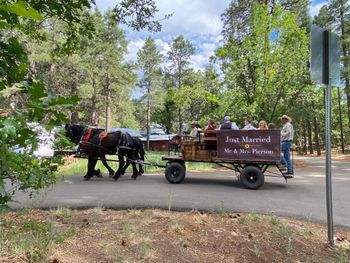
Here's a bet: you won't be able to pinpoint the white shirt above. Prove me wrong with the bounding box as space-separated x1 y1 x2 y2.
231 122 239 130
189 127 199 138
242 123 256 130
281 122 294 141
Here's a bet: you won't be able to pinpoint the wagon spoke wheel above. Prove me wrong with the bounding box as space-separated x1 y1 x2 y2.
165 162 186 184
240 165 264 189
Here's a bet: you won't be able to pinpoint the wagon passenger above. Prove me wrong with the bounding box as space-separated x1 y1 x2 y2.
204 118 217 131
220 116 239 130
258 120 268 130
267 123 276 129
189 121 201 139
242 119 256 130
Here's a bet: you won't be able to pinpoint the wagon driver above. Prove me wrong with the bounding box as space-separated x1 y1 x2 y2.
280 114 294 175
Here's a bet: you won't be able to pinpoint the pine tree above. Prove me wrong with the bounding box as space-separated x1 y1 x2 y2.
137 37 163 149
167 35 195 133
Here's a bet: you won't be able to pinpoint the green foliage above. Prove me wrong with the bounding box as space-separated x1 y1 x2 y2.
1 0 163 207
216 3 310 127
113 0 170 32
136 37 163 143
152 89 177 133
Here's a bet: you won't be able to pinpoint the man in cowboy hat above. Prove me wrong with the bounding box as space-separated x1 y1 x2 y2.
189 121 201 138
279 114 294 176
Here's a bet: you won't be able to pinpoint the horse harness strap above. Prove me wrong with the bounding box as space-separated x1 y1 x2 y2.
78 127 93 150
79 128 114 154
117 132 134 151
98 132 108 155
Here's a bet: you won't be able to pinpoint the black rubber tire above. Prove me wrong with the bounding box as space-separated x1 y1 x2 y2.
240 165 264 189
165 162 186 184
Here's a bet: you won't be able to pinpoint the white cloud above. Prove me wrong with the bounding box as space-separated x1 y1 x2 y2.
154 38 171 55
156 0 229 36
124 39 144 62
96 0 229 70
99 0 326 71
310 1 327 17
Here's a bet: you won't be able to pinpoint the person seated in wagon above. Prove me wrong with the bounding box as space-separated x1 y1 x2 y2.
219 115 239 130
189 121 201 139
242 119 256 130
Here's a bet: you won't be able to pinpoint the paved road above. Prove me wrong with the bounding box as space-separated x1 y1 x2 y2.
10 156 350 227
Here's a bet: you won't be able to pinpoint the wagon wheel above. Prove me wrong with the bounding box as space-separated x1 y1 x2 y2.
240 165 264 189
165 162 186 184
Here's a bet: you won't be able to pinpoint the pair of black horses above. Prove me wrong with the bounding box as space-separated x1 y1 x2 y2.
65 124 145 180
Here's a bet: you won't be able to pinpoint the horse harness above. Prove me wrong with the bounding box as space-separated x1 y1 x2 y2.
78 127 136 155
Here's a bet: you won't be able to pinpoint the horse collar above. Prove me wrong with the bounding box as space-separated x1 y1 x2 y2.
79 127 93 149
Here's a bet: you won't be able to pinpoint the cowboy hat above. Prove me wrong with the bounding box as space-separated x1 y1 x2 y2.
279 114 292 122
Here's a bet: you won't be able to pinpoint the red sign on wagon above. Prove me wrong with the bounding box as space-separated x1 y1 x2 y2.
216 130 281 162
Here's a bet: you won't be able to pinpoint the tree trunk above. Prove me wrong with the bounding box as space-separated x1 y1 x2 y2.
146 82 151 150
91 72 99 126
71 79 79 124
29 60 36 77
313 111 321 156
178 109 183 134
105 75 111 132
337 86 345 153
339 0 350 127
178 68 183 134
345 78 350 127
263 1 270 90
48 64 55 96
307 119 313 154
302 123 307 154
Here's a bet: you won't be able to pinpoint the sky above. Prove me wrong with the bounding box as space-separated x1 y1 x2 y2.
95 0 327 71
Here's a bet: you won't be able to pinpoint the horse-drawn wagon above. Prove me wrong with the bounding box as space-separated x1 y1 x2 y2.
61 124 291 189
162 129 292 189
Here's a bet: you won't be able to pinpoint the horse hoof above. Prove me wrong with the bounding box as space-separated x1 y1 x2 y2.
83 176 91 181
131 175 138 179
113 174 121 181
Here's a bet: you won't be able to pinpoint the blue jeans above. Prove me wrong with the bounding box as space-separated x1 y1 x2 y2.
281 140 293 173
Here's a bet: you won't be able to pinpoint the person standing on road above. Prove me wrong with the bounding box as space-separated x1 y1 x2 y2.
280 114 294 175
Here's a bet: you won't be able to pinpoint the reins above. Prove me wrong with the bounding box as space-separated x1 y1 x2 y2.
79 141 116 154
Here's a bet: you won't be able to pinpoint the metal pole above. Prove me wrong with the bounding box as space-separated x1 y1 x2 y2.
325 81 334 246
337 86 345 153
324 30 334 246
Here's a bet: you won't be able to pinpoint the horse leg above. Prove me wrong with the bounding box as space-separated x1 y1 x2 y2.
113 154 125 180
130 153 140 179
131 161 139 179
133 153 144 176
85 157 98 180
121 159 131 175
138 152 144 176
101 156 114 177
93 168 102 178
138 163 144 176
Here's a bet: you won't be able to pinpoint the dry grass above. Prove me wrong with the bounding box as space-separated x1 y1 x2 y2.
1 209 349 263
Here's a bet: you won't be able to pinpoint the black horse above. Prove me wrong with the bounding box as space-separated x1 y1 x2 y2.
65 124 144 180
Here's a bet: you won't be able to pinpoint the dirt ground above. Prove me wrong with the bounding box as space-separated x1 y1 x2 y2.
1 209 349 263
